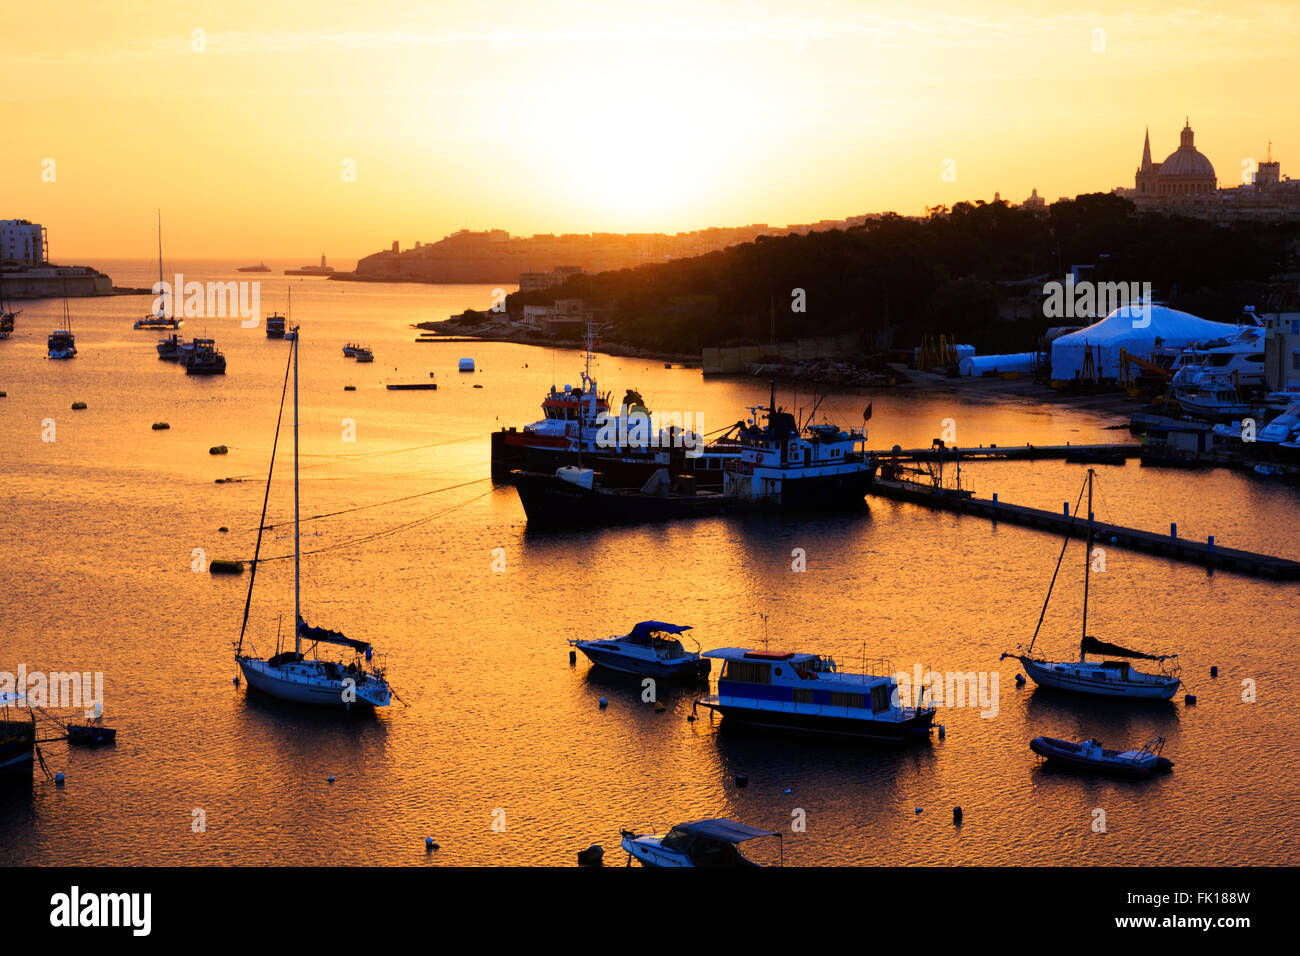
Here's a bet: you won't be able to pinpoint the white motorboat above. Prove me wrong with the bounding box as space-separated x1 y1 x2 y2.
569 621 709 681
620 818 782 867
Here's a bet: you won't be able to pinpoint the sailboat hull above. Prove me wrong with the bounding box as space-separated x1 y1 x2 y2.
238 658 390 708
1018 656 1180 700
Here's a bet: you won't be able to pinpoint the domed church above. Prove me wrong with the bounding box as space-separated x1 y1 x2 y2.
1135 119 1217 199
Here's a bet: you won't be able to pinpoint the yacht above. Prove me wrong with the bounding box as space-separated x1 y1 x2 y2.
620 818 782 867
1002 469 1182 700
235 326 393 709
1160 322 1266 390
696 647 936 741
569 621 709 681
1174 374 1251 421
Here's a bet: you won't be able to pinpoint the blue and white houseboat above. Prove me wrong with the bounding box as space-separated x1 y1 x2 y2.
696 647 936 741
569 621 709 681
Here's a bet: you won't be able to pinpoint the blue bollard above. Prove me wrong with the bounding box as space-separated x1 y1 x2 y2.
1063 501 1070 516
992 493 998 505
1171 522 1177 539
1207 535 1215 552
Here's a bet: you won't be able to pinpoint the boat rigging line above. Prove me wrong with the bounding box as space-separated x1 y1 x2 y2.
1026 474 1089 656
240 476 491 533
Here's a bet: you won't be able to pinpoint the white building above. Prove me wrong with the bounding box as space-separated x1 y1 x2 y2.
1 219 46 264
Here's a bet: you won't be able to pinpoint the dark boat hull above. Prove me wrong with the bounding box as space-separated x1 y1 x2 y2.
1029 736 1172 777
0 719 36 773
491 429 732 488
698 699 934 742
514 471 750 526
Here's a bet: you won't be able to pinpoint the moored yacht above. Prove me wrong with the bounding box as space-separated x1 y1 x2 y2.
47 328 76 360
265 311 287 339
234 326 393 710
620 818 782 867
569 620 709 681
156 332 189 361
1002 469 1182 700
696 647 936 741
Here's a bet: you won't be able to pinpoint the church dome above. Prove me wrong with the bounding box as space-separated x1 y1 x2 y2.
1157 121 1215 181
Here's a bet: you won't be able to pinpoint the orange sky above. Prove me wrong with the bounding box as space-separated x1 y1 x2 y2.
3 0 1296 261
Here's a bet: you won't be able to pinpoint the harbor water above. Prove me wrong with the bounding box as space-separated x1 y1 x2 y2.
1 260 1297 865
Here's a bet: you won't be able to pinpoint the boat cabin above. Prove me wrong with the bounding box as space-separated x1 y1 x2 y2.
707 647 898 715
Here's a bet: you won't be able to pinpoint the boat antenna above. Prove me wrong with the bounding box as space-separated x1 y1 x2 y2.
236 330 294 656
1080 468 1094 660
156 209 164 318
1026 474 1088 656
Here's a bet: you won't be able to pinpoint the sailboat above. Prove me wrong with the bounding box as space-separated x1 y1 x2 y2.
47 282 77 359
234 326 393 709
0 270 20 339
0 692 37 774
135 211 183 330
1001 469 1182 700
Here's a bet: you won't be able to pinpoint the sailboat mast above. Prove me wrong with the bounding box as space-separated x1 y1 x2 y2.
1080 468 1094 660
156 210 165 318
293 328 301 655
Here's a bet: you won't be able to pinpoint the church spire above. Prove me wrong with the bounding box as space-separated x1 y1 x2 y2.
1141 127 1153 170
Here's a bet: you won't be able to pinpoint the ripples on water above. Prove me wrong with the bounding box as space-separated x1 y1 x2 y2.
1 261 1297 865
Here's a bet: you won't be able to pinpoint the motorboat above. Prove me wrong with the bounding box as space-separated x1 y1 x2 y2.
156 333 189 361
1003 469 1182 700
47 328 77 360
569 621 709 681
66 717 117 746
184 338 227 375
1174 375 1251 421
342 342 362 357
354 347 374 363
620 818 782 867
1030 735 1173 778
697 647 936 741
265 312 287 339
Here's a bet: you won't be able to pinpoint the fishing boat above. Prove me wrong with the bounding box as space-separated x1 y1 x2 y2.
490 320 737 487
156 332 190 361
342 342 362 357
620 818 782 867
0 692 36 774
265 312 287 339
354 347 374 363
696 647 936 741
184 338 227 375
1174 374 1251 421
1001 469 1182 700
1030 735 1173 778
569 621 710 681
234 327 393 709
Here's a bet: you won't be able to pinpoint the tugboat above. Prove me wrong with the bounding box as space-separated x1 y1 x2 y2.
696 647 936 741
235 327 393 709
491 320 736 487
184 338 227 375
1002 469 1182 700
1030 734 1173 778
569 621 709 681
512 386 875 526
620 818 782 867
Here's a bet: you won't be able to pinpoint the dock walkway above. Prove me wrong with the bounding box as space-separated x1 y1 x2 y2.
867 478 1300 580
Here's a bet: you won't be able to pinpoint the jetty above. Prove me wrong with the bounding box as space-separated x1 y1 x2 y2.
870 442 1139 462
867 478 1300 580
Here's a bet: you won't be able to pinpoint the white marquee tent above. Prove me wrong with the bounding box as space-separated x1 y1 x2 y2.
1050 305 1240 381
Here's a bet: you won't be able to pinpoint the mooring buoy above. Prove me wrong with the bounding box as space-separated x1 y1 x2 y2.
1210 666 1218 677
735 773 748 788
598 696 607 708
55 772 66 785
953 806 963 824
1184 694 1197 705
71 401 87 410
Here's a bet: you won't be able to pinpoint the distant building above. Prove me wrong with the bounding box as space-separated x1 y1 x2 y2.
519 265 586 292
1134 120 1217 203
1021 188 1046 212
1264 311 1300 391
1 219 47 264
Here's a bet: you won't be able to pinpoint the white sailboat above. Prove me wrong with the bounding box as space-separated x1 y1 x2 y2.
1002 469 1182 700
234 326 392 709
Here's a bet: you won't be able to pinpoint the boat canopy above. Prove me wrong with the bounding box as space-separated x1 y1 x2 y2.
297 616 372 654
1081 636 1172 661
629 621 692 639
671 818 776 843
